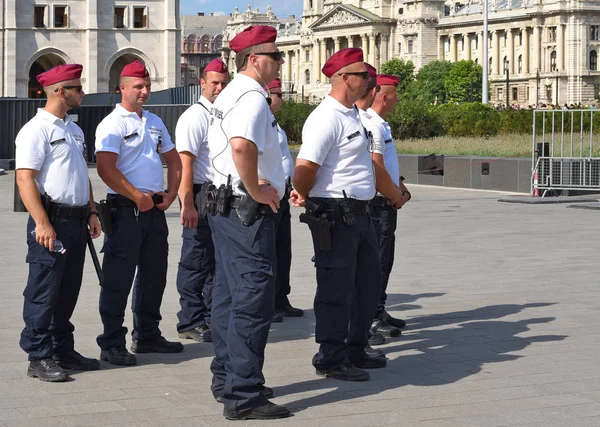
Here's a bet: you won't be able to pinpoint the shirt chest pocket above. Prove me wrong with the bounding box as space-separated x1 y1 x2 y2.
343 127 369 152
49 136 71 157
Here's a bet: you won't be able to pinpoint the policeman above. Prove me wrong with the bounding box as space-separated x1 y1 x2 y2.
367 74 411 335
95 60 183 366
266 77 304 321
206 26 290 420
292 48 386 382
15 64 102 381
175 58 229 342
354 63 404 345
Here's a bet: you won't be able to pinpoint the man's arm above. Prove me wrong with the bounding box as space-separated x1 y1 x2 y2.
372 153 402 206
177 151 198 228
230 137 280 213
16 169 56 250
292 159 320 206
95 152 154 212
155 148 182 210
88 179 101 238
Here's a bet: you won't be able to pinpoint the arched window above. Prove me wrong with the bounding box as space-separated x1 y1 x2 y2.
518 55 523 74
186 35 196 53
550 51 557 71
213 35 223 52
200 35 210 54
590 50 597 71
305 69 310 84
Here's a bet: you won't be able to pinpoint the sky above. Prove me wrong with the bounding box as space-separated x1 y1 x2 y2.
180 0 303 19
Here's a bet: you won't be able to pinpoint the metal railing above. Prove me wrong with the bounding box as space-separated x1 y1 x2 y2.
531 109 600 196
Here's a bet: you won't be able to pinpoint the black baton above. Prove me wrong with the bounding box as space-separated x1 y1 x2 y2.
87 235 104 285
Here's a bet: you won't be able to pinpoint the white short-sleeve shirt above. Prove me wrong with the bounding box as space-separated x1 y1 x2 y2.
298 95 376 200
368 108 400 186
175 96 213 184
207 73 285 197
276 122 294 180
15 109 90 206
94 104 175 194
359 109 384 156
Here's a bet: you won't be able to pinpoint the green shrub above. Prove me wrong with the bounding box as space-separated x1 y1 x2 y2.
437 102 499 137
275 100 317 143
386 100 444 139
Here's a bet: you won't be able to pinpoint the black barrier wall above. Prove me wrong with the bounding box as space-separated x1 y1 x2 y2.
0 100 190 162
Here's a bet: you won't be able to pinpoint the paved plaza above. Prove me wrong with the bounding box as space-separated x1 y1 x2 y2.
1 169 600 427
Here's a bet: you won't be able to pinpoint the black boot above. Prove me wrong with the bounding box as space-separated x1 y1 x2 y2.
131 336 184 354
27 358 68 382
178 324 212 342
371 319 401 337
100 346 137 366
53 350 100 370
275 304 304 317
316 363 370 381
383 311 406 329
213 385 274 403
223 400 290 420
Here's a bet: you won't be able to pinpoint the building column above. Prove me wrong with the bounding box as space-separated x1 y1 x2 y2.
557 23 564 72
321 37 327 66
479 31 485 65
369 33 377 65
362 34 369 56
464 33 471 60
380 33 389 64
507 28 514 74
313 40 321 84
523 27 530 74
533 25 541 73
450 34 458 62
334 36 341 52
285 50 292 85
492 30 500 75
296 48 301 88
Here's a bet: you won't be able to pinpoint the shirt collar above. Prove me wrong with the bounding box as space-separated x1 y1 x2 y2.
37 108 71 125
323 95 356 113
236 73 268 96
199 96 213 109
367 108 385 124
115 104 145 119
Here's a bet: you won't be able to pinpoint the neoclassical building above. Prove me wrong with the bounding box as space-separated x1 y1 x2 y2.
0 0 181 98
223 0 600 105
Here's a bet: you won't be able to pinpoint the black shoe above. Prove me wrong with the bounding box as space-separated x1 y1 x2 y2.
350 354 387 369
179 324 212 342
383 311 406 329
100 346 137 366
364 345 385 358
371 319 401 337
213 385 274 403
316 363 370 381
223 400 290 420
275 304 304 317
27 358 68 382
131 336 184 354
368 331 386 346
53 350 100 371
271 312 284 323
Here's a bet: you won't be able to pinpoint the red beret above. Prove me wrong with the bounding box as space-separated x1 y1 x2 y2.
229 25 277 53
36 64 83 87
265 78 281 91
204 58 228 74
377 74 400 87
365 63 377 78
120 60 149 78
322 48 364 78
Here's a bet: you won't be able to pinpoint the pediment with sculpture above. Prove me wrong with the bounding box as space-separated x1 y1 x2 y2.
309 5 378 31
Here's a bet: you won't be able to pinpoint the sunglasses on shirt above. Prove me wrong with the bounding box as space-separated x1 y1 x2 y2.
54 85 83 93
337 71 370 80
254 51 283 61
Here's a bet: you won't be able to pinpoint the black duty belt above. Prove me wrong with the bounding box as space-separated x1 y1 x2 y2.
370 196 387 207
106 194 137 208
193 182 211 197
230 196 274 216
311 197 371 215
43 201 90 219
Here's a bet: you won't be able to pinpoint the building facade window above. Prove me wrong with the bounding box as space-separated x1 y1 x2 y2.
591 50 598 71
114 6 126 28
306 50 310 62
408 39 414 53
34 6 46 28
200 35 210 53
591 26 599 41
54 6 67 28
512 87 518 101
518 55 523 73
460 36 464 51
550 50 557 71
498 88 503 101
519 30 523 46
548 27 557 42
305 69 310 84
133 7 147 28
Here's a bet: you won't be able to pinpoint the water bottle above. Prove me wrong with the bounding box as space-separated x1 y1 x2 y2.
30 230 66 254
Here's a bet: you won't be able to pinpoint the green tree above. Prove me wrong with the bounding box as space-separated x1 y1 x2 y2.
444 60 483 103
380 58 415 95
404 60 454 104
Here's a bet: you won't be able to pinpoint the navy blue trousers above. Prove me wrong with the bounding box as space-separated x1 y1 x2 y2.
96 206 169 349
208 210 276 413
273 197 292 308
308 212 382 371
371 205 398 320
21 215 87 361
175 214 214 331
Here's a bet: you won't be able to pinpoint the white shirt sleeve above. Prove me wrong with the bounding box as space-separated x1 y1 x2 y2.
159 120 175 154
94 116 123 155
298 109 337 166
226 91 270 153
15 122 49 170
367 123 385 155
175 108 206 157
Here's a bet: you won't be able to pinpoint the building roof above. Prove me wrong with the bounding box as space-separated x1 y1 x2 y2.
453 0 531 16
181 15 229 37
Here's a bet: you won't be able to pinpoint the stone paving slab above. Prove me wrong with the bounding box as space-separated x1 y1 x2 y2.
1 170 600 426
